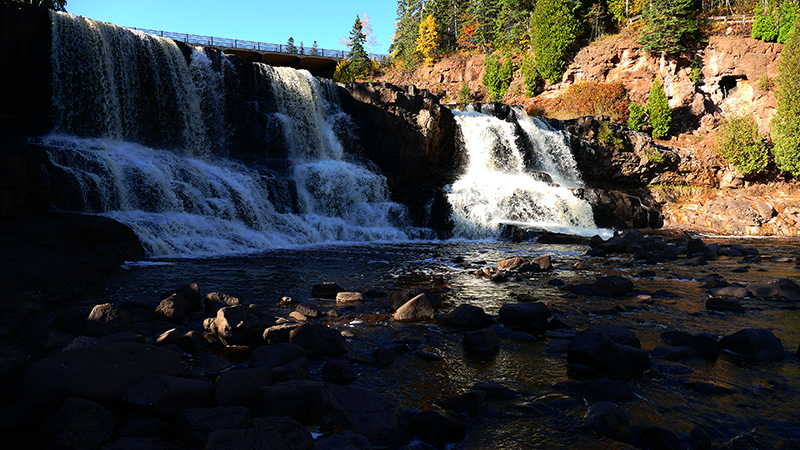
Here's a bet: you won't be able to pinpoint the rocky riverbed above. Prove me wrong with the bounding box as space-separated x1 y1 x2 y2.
1 231 799 450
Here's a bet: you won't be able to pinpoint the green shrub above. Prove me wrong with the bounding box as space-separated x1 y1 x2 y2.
772 17 800 176
458 82 471 103
689 59 702 85
646 77 671 139
716 113 769 175
598 121 624 149
521 55 541 98
483 54 515 102
752 7 778 42
627 102 648 131
645 148 665 164
757 73 774 91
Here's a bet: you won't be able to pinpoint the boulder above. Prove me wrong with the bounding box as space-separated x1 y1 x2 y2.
708 284 748 299
42 398 115 450
174 406 252 446
582 401 631 442
498 303 549 333
336 292 364 302
216 368 274 407
390 287 442 311
311 383 406 449
154 293 188 324
178 330 211 354
436 390 487 415
155 328 182 346
122 375 216 420
719 328 785 362
745 279 800 301
289 323 348 358
593 275 635 297
440 304 493 328
204 417 313 450
250 343 309 382
204 292 240 315
393 294 435 321
312 283 346 299
83 303 132 337
464 328 501 353
263 323 302 344
408 409 465 448
660 331 718 359
586 324 641 348
257 380 324 419
706 297 745 312
160 283 202 312
314 431 371 450
320 360 358 385
523 255 553 272
22 341 181 408
652 346 700 360
497 256 527 270
566 331 650 379
210 305 264 345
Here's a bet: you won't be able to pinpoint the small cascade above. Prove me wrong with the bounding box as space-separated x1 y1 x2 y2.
43 12 416 256
447 107 599 239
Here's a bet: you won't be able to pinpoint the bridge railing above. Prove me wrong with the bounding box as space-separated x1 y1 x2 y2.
130 27 387 62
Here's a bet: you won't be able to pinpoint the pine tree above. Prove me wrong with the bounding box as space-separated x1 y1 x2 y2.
638 0 698 55
530 0 580 83
348 16 370 78
390 0 423 67
646 77 671 139
483 54 514 102
286 37 297 54
772 18 800 176
416 15 440 65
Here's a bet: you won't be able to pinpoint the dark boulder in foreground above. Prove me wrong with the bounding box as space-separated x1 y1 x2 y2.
499 302 549 333
582 401 631 442
566 331 650 379
441 304 493 328
745 278 800 301
42 397 116 450
22 341 181 408
204 417 313 450
464 328 501 353
289 323 348 358
122 375 216 421
719 328 785 362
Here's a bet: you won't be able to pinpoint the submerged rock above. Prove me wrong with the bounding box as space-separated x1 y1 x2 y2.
566 331 650 379
440 304 493 328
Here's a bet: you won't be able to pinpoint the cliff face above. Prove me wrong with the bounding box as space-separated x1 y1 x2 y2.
378 33 782 138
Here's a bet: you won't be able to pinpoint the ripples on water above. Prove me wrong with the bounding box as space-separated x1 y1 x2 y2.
88 238 800 449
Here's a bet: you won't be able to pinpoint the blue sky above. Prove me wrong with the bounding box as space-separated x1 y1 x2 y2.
65 0 397 54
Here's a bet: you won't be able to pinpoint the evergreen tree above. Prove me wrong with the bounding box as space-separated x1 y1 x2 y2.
286 37 297 54
638 0 698 55
772 18 800 176
416 14 440 65
390 0 423 67
310 41 319 56
483 54 514 102
646 77 672 139
716 113 769 175
530 0 580 83
348 16 370 78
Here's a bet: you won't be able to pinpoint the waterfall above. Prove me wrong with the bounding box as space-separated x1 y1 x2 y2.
447 107 599 239
43 12 414 256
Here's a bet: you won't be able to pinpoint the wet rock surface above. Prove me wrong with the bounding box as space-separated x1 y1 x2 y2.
2 233 799 449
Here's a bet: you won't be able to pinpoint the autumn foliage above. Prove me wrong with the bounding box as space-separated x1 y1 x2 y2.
532 82 630 122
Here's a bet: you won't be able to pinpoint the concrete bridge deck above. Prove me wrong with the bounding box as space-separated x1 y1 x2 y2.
130 27 385 78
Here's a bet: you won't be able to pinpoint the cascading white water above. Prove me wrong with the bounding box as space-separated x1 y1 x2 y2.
44 12 414 256
447 107 599 239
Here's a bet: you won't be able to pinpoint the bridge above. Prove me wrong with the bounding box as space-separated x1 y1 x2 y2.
130 27 386 79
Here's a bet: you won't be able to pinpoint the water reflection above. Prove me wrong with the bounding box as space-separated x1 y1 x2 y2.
84 238 800 448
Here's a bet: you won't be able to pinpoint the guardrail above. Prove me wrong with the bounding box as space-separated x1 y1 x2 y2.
129 27 387 61
627 13 755 25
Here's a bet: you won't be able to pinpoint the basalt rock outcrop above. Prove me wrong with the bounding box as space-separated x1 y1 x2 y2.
339 82 464 236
